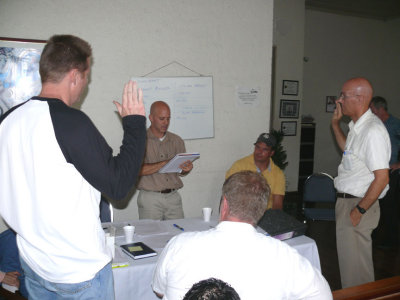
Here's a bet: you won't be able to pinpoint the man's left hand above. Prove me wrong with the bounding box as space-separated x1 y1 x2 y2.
179 160 193 174
350 207 362 226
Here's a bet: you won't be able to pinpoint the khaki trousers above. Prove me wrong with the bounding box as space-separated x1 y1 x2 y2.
335 197 380 288
138 190 184 220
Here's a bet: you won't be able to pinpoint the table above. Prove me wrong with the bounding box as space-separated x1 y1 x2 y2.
106 218 321 300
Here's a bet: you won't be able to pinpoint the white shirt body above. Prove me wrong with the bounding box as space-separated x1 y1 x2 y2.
153 221 332 300
334 109 390 198
0 100 109 283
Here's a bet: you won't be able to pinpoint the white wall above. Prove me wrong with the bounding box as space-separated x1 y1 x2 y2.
0 0 274 232
303 10 400 177
272 0 305 191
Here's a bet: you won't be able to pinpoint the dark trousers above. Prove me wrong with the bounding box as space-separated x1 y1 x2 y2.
377 169 400 247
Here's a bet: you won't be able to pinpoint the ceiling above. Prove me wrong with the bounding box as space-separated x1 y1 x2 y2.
305 0 400 21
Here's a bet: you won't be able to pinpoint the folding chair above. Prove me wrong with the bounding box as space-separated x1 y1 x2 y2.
302 172 336 221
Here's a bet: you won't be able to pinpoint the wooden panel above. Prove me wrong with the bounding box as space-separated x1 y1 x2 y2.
332 276 400 300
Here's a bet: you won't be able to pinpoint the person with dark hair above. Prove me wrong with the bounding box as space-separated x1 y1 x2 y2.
0 34 146 299
183 278 240 300
332 78 390 288
153 171 331 300
226 133 285 209
370 96 400 248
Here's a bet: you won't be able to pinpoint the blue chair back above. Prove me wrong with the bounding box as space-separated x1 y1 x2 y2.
303 172 336 221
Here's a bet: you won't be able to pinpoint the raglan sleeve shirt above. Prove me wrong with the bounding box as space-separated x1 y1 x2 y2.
49 99 147 200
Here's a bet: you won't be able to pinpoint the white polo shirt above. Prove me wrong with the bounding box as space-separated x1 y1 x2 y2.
334 109 390 198
153 221 332 300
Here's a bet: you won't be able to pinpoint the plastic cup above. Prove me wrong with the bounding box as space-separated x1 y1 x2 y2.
202 207 212 222
123 225 135 243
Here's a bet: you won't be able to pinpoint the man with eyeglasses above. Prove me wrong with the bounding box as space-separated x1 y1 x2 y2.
226 133 285 209
331 77 390 288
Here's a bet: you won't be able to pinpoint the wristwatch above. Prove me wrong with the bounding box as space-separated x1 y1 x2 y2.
356 204 366 214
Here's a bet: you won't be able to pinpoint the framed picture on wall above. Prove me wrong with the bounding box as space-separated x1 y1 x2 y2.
282 80 299 96
281 121 297 136
0 37 46 117
279 99 300 118
326 96 337 113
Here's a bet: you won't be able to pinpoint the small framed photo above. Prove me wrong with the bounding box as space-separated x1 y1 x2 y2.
279 99 300 119
281 121 297 136
282 80 299 96
326 96 337 113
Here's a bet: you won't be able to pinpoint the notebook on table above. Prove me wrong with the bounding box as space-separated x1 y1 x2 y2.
120 242 157 260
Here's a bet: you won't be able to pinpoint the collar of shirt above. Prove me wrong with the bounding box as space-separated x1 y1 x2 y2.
349 109 374 134
216 221 257 233
255 158 272 174
147 128 169 141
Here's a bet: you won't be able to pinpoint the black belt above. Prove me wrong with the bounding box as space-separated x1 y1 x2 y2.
337 192 358 199
160 189 175 194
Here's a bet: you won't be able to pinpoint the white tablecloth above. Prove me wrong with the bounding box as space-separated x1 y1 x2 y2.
107 218 321 300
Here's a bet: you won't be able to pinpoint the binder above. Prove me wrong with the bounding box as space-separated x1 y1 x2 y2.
120 242 157 259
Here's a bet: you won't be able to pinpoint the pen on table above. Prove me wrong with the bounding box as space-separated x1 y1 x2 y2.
173 224 184 231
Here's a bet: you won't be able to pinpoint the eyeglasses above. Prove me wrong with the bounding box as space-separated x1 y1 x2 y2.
339 93 359 100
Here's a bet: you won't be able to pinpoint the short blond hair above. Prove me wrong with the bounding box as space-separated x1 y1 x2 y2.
222 171 270 225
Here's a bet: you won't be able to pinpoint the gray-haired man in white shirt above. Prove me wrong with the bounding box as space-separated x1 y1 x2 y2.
152 171 332 300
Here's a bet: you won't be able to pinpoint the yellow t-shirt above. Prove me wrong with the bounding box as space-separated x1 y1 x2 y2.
226 154 285 209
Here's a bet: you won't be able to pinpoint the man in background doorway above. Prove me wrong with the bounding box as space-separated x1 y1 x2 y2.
137 101 193 220
331 77 390 288
370 96 400 248
226 133 285 209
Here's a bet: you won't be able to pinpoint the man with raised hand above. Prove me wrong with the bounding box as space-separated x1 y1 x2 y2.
0 34 146 299
331 77 390 288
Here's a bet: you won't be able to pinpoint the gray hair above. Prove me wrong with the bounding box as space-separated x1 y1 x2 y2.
371 96 388 111
222 171 270 225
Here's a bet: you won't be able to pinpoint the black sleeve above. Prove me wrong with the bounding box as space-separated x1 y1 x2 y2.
49 101 146 200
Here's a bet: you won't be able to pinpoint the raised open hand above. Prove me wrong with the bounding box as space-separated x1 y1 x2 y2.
113 80 145 118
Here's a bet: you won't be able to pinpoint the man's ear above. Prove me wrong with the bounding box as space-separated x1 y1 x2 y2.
220 196 229 220
68 69 78 86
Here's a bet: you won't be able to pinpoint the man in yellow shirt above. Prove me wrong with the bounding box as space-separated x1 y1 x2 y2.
226 133 285 209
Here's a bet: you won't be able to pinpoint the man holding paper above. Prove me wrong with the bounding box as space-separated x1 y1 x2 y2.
137 101 193 220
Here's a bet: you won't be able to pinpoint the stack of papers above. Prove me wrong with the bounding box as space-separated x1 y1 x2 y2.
158 153 200 173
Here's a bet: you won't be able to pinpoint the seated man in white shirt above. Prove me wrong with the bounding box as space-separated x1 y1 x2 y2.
152 171 332 300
